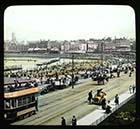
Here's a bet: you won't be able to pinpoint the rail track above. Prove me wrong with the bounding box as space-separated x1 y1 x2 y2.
11 72 135 125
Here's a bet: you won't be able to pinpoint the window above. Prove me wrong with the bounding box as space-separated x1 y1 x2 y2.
23 97 26 105
18 98 22 106
11 99 16 108
5 99 11 109
17 95 35 107
27 96 32 103
32 96 35 102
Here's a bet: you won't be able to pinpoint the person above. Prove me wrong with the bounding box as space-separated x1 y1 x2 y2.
97 89 102 96
72 115 77 126
40 77 43 84
132 85 136 93
101 97 106 110
31 82 34 87
14 80 18 88
117 70 120 77
129 85 132 93
114 94 119 105
131 67 134 72
106 76 109 82
129 71 132 77
61 117 66 126
88 90 93 104
55 72 58 80
35 97 38 112
106 100 111 114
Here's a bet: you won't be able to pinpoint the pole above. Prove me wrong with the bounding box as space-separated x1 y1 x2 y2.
101 42 104 66
72 53 74 89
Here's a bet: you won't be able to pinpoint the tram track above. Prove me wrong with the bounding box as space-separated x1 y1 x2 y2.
11 72 135 125
12 80 97 125
38 75 123 109
40 76 134 125
16 84 99 125
50 74 135 125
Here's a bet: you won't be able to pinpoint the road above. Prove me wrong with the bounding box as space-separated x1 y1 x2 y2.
11 71 135 125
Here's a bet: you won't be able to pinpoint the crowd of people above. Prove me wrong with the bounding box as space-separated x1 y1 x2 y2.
4 58 135 89
4 58 135 125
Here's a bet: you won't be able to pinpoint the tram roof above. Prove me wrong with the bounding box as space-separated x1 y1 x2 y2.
4 77 35 85
4 87 39 98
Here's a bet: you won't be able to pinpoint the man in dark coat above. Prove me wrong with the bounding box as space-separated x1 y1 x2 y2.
117 70 120 77
106 100 111 114
88 90 93 104
132 85 136 93
61 117 66 126
72 115 77 126
101 97 106 110
97 89 102 96
129 71 132 77
114 94 119 105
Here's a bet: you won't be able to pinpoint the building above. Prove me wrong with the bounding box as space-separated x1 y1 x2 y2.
79 43 87 52
104 43 117 52
86 42 98 52
116 43 131 52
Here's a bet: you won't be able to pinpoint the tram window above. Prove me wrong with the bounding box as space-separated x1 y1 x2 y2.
5 99 10 109
11 99 16 108
27 96 32 103
16 99 18 107
18 98 22 106
32 96 35 102
23 97 26 105
4 100 6 109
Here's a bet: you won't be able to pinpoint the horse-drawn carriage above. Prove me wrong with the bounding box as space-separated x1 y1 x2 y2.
91 72 109 85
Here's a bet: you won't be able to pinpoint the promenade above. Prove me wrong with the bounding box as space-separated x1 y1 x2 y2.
77 90 136 125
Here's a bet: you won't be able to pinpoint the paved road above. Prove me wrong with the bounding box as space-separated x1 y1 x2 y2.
11 71 135 125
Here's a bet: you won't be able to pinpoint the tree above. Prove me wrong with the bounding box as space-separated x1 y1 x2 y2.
106 37 112 42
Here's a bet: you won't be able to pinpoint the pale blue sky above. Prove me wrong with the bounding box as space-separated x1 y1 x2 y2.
4 5 135 42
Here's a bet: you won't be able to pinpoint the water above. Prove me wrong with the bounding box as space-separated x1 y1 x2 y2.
4 57 53 70
4 57 97 70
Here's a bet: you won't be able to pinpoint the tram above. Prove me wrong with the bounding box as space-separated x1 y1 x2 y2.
4 77 39 121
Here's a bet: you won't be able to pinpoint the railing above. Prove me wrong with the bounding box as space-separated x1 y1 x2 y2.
92 93 135 125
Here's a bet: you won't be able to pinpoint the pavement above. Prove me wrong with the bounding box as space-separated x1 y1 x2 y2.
77 90 136 125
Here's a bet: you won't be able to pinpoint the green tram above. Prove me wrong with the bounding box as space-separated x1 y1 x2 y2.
4 77 39 121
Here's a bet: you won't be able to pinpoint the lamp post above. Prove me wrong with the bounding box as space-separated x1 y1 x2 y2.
100 42 103 66
72 53 74 89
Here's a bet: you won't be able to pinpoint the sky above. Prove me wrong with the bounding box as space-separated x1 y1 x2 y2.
4 5 135 42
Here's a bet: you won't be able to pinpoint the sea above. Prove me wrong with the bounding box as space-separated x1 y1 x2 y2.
4 54 97 70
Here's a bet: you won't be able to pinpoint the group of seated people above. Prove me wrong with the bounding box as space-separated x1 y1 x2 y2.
5 80 38 92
